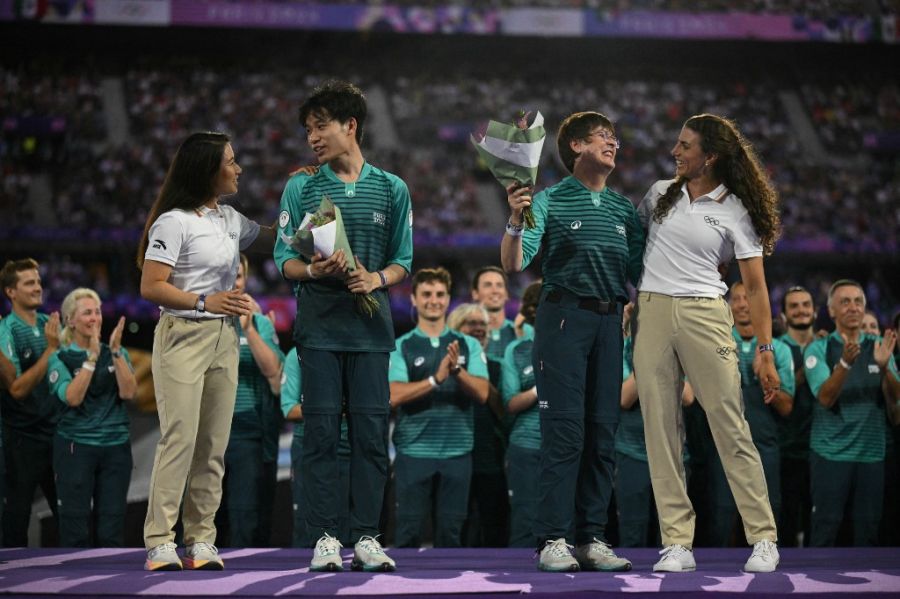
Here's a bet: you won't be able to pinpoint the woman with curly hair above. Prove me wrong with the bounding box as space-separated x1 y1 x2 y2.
633 114 782 573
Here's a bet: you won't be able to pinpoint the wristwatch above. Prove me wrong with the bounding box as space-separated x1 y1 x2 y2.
86 351 98 364
196 294 207 312
757 343 775 353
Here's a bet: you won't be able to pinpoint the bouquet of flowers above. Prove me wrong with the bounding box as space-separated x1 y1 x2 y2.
290 195 380 317
471 109 546 228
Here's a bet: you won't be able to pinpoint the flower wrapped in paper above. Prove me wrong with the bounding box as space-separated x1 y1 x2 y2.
289 195 380 317
471 110 545 228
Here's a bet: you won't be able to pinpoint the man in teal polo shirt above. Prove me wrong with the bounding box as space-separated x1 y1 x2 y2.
274 80 413 571
500 111 644 571
389 267 490 548
0 258 62 547
804 279 900 546
707 281 794 546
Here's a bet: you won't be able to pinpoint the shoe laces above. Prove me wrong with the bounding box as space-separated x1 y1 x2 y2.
191 542 218 555
150 542 178 557
586 538 616 557
316 533 343 556
543 538 574 558
357 534 386 555
751 540 776 559
659 544 690 559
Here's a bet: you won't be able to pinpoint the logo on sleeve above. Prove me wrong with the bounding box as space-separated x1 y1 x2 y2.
229 232 237 240
280 371 287 385
805 355 817 369
49 370 59 384
151 239 167 250
408 209 414 228
279 210 290 229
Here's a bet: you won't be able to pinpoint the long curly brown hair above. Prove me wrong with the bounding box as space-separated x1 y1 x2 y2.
652 114 781 255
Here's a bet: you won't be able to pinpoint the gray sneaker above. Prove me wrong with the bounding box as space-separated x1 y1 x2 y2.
183 542 224 570
575 538 632 571
653 544 696 572
145 542 182 571
311 533 344 572
352 535 396 572
538 538 579 572
744 540 779 573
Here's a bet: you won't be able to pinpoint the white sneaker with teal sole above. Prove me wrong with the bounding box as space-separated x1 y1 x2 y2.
311 533 344 572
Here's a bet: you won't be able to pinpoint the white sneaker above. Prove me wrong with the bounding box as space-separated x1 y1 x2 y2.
183 541 224 570
574 538 632 571
744 539 779 573
538 538 579 572
310 533 344 572
352 535 396 572
653 544 696 572
145 542 182 571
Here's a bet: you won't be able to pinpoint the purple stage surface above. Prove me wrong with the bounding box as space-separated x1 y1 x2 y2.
1 547 899 598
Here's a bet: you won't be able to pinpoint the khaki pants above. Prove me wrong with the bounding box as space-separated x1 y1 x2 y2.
633 291 776 548
144 314 238 550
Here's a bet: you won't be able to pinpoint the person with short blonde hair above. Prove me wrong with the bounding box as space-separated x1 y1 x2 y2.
47 287 136 547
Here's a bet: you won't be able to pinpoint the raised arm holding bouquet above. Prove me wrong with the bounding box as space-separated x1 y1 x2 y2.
472 109 546 228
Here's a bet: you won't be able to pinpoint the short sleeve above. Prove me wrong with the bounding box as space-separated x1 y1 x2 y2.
0 321 20 375
803 338 831 398
274 174 312 275
47 351 73 404
774 340 795 396
144 211 185 267
731 207 763 260
388 340 409 383
387 174 414 272
521 189 548 269
464 334 489 379
236 209 261 251
280 348 301 417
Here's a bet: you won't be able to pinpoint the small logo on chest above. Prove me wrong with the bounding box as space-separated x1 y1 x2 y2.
570 220 582 230
616 224 626 237
414 356 425 367
704 215 721 227
229 232 238 240
373 212 386 226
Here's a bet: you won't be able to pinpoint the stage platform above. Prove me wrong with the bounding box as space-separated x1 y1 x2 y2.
1 547 899 598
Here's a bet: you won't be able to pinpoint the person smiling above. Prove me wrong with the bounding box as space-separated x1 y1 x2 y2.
274 80 413 572
633 114 782 573
501 111 644 572
137 132 274 571
47 288 136 547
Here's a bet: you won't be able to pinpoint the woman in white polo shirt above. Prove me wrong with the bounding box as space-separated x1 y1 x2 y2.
136 132 273 571
633 114 782 574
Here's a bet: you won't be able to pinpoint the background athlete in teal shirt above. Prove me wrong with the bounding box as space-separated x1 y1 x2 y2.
273 80 412 572
804 280 900 546
47 288 136 547
389 268 490 548
0 258 62 547
501 112 644 571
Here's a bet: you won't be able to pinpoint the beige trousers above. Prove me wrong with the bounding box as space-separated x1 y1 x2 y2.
143 313 238 549
633 291 776 548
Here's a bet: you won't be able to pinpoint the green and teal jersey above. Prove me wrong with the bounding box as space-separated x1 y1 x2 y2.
485 320 533 361
389 327 489 458
777 334 816 460
805 331 899 462
0 312 62 441
233 313 285 461
521 176 645 301
47 343 131 446
733 330 795 451
280 347 349 456
501 336 539 450
273 162 414 353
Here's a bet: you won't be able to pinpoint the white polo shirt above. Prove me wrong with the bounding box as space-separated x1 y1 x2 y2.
144 205 260 318
637 179 762 298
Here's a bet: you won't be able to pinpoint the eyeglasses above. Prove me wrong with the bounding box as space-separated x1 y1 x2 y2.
588 129 620 149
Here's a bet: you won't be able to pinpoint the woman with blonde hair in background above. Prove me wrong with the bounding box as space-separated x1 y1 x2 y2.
47 287 136 547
